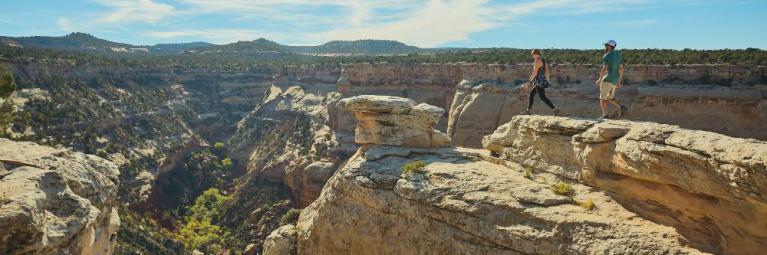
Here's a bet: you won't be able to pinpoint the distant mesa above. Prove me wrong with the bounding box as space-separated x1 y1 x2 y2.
0 33 426 56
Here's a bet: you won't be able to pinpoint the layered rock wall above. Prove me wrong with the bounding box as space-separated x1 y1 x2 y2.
323 63 767 143
0 139 120 255
448 80 767 147
483 116 767 254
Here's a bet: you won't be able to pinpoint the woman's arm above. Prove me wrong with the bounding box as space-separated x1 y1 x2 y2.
529 59 542 82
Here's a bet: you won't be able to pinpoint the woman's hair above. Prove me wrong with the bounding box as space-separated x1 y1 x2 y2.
531 49 542 56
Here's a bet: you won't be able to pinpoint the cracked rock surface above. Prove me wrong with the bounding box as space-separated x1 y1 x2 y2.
295 145 705 255
0 139 120 255
484 115 767 254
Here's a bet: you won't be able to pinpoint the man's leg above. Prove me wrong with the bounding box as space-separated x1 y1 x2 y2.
598 81 613 119
599 99 609 118
608 98 628 118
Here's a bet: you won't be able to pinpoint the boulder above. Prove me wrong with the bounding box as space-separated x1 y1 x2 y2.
483 115 767 254
263 224 297 255
244 243 258 255
0 139 120 255
285 161 337 208
341 95 451 147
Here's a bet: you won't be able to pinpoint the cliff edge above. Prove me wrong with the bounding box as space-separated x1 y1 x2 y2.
483 115 767 254
0 139 120 255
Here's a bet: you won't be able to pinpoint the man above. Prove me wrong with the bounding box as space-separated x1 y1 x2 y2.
596 39 627 119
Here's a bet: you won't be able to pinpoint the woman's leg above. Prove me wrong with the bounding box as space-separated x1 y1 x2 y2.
527 86 538 110
537 87 556 109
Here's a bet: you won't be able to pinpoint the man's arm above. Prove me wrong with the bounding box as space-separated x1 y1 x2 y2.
596 65 606 86
617 64 624 87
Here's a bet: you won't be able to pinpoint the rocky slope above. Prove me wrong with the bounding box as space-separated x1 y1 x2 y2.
222 74 357 251
269 96 725 255
483 116 767 254
0 139 120 255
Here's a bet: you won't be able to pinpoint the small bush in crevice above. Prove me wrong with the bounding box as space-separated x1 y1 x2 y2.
523 167 533 179
550 182 574 196
401 160 426 175
280 208 301 226
576 199 595 211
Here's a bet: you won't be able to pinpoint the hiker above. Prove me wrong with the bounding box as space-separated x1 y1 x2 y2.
521 49 560 115
596 40 627 119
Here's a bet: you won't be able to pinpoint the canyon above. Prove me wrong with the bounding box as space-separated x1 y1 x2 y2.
1 58 765 254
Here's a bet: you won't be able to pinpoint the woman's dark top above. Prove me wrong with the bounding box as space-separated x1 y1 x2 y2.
532 57 550 88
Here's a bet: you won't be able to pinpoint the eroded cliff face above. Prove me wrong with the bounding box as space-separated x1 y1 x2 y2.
483 116 767 254
448 80 767 147
273 96 720 255
223 75 358 251
0 139 120 255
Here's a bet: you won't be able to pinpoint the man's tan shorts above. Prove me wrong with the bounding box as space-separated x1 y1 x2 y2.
600 81 617 100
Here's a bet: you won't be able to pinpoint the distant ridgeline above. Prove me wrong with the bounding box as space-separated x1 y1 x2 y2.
0 33 765 69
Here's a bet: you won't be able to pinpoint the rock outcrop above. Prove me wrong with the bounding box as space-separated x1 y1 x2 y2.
0 139 120 255
340 95 451 147
275 96 714 254
483 115 767 254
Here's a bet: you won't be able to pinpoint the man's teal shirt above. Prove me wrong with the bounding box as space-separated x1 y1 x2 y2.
602 51 623 84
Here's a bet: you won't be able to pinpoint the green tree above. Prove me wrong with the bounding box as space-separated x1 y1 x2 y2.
221 158 233 168
0 64 16 136
178 188 233 254
0 64 14 99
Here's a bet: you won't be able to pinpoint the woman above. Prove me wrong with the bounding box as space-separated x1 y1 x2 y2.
521 49 560 115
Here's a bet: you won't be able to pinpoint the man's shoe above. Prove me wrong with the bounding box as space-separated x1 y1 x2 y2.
520 109 531 115
618 105 628 118
552 108 561 116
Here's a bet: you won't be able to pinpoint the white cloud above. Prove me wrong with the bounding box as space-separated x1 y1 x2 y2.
147 29 289 44
56 0 664 46
313 0 495 47
57 17 76 31
96 0 175 23
171 0 658 47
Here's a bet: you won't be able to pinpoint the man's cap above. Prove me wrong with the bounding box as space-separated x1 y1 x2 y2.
604 40 617 47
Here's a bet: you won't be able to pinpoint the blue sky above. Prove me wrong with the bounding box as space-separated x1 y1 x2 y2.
0 0 765 49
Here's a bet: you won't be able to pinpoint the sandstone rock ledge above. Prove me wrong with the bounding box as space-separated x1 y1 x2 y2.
483 115 767 254
0 139 120 255
293 146 704 254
